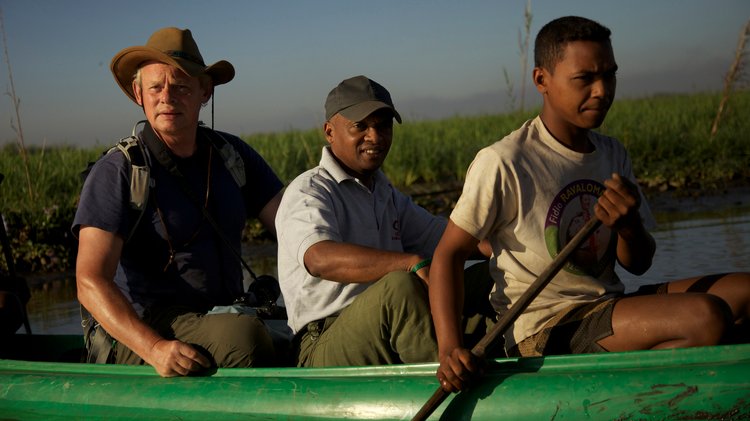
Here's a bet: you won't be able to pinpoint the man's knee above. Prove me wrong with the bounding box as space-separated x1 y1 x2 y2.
378 271 427 301
205 314 275 368
692 294 734 345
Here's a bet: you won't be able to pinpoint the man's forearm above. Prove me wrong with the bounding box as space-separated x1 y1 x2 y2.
616 223 655 275
304 241 426 283
430 253 467 359
76 225 164 363
78 274 164 360
430 220 481 358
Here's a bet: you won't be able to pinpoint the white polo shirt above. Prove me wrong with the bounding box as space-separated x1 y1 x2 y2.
276 146 447 334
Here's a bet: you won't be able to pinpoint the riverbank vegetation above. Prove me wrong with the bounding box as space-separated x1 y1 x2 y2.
1 91 749 273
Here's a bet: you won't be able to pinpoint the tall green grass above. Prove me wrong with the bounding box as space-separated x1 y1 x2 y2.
243 109 537 188
243 91 750 191
601 92 750 189
0 144 101 272
0 144 101 209
0 91 748 272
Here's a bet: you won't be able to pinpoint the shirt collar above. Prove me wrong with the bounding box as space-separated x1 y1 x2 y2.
319 146 390 189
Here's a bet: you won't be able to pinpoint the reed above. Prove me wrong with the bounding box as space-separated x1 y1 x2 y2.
0 144 100 210
1 91 748 213
0 91 748 272
242 92 750 193
603 91 750 189
518 0 533 114
710 15 750 139
0 5 34 202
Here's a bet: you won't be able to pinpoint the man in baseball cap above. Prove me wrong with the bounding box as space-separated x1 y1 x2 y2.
74 28 284 376
275 76 494 367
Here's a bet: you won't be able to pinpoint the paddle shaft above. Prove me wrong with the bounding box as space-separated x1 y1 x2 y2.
0 174 32 334
412 215 602 421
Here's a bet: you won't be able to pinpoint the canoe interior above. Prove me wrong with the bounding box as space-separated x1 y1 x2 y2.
2 334 750 420
0 333 85 362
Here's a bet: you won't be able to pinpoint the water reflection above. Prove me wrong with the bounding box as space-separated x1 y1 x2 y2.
24 277 80 335
18 208 750 335
616 209 750 291
20 243 280 335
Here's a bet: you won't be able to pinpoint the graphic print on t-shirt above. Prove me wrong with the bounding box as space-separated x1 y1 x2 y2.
543 179 617 277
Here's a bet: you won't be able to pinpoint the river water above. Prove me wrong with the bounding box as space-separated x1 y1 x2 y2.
17 189 750 335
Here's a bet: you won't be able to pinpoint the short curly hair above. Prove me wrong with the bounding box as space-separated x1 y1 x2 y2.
534 16 611 73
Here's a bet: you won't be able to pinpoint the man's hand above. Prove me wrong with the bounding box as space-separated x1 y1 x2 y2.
147 339 211 377
437 347 487 393
594 173 641 231
594 173 655 275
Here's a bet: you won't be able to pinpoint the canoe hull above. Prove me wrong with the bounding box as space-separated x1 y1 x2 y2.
2 335 749 420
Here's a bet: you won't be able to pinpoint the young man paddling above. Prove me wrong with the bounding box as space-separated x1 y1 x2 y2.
430 16 750 392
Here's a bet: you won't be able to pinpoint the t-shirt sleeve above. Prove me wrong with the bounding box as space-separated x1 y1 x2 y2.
223 133 284 219
451 147 518 241
72 151 132 239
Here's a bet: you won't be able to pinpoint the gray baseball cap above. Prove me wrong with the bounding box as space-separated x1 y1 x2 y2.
325 75 402 123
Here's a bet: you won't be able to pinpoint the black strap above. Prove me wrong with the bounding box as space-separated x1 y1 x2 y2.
138 123 260 283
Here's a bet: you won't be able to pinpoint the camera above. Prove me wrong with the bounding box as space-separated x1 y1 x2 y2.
234 275 281 308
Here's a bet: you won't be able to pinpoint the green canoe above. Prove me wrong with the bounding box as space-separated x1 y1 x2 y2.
1 334 749 420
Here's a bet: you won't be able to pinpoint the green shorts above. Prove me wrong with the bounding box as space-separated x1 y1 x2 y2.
508 283 669 357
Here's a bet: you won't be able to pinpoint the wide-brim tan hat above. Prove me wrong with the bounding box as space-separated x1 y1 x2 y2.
110 27 235 104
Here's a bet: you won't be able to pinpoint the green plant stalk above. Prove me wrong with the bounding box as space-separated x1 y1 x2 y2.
518 0 532 114
502 66 516 112
710 14 750 139
0 6 33 202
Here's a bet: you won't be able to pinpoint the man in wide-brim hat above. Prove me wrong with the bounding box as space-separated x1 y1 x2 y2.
74 27 284 377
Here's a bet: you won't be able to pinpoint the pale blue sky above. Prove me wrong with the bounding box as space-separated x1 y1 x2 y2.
0 0 748 147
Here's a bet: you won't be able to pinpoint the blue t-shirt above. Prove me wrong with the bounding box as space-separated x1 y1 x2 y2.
73 126 283 313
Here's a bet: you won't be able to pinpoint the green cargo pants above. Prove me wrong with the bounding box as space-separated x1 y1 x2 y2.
115 305 276 368
293 261 496 367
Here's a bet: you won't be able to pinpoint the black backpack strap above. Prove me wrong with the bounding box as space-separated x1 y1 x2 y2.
198 124 246 188
79 120 153 244
117 136 153 243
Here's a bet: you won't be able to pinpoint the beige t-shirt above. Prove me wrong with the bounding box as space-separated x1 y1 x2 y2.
451 117 657 349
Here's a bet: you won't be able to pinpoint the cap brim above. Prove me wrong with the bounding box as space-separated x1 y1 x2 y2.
337 101 402 124
110 46 235 104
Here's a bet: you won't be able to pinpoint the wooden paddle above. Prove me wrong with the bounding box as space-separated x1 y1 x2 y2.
412 215 603 421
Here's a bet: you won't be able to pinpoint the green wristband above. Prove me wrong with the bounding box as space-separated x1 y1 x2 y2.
411 258 432 273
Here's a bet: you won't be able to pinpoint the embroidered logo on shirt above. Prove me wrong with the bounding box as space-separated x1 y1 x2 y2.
544 179 616 277
392 220 401 241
